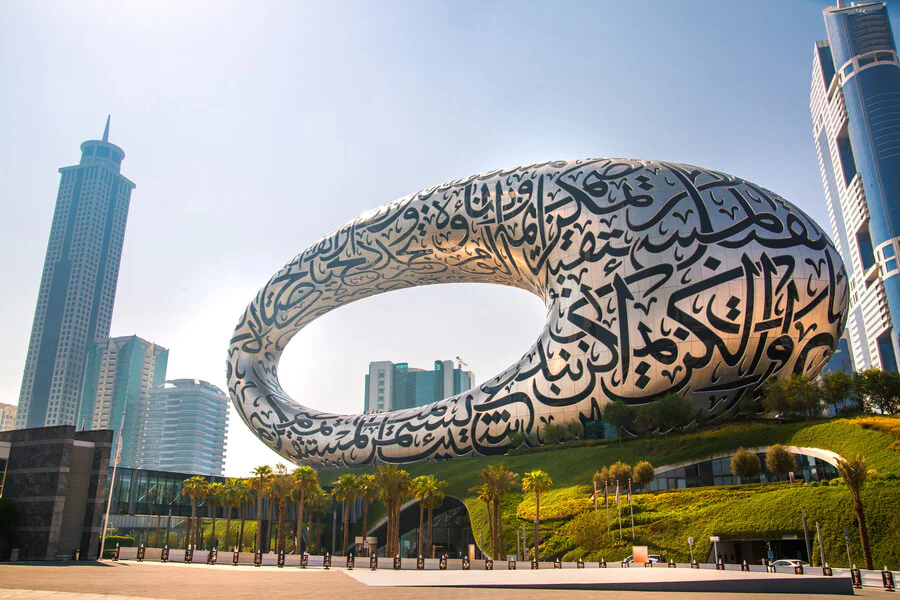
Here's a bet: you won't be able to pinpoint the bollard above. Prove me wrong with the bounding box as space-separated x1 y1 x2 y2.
277 550 285 568
346 553 354 570
393 555 401 571
74 549 80 561
254 550 262 567
600 558 607 569
645 561 652 568
554 558 561 569
440 554 447 570
691 559 700 569
462 556 470 571
742 560 750 572
883 567 895 591
301 553 309 569
577 558 584 569
669 559 676 569
508 558 516 570
232 548 239 566
850 565 862 589
208 548 217 566
716 558 724 571
485 558 493 571
185 546 193 564
369 554 377 571
417 555 425 571
137 543 145 562
622 560 630 568
794 564 804 575
161 545 169 563
823 562 832 577
113 543 120 561
531 559 538 570
323 552 331 570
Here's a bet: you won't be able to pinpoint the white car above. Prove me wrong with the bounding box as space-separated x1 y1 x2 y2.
771 559 810 568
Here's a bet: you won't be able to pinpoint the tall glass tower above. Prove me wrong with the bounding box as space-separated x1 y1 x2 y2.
16 118 136 428
811 1 900 372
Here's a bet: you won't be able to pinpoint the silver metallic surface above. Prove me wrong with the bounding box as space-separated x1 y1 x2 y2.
227 159 848 466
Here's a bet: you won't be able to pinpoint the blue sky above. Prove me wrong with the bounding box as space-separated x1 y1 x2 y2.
2 0 897 475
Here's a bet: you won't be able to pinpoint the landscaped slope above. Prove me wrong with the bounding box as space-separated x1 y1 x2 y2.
323 416 900 567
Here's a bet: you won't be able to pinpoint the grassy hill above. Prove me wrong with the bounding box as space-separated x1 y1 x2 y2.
322 415 900 567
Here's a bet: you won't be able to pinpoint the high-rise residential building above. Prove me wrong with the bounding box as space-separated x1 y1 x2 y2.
140 379 229 476
364 360 475 413
16 118 136 429
0 403 17 432
77 335 168 468
811 1 900 372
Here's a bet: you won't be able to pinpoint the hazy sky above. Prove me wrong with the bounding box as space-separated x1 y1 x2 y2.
2 0 897 476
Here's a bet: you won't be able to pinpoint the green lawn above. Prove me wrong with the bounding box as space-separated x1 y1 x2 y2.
319 415 900 567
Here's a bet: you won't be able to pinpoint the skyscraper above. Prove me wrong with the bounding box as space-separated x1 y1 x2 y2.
141 379 229 476
16 118 135 428
811 1 900 372
364 360 474 413
78 335 168 467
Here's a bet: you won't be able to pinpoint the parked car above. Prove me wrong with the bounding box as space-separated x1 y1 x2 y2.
771 559 810 568
624 554 664 564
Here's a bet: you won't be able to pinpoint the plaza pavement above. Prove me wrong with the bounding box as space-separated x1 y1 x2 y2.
0 561 881 600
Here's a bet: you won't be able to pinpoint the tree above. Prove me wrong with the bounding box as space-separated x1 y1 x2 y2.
269 474 294 554
181 476 208 550
305 485 330 554
592 468 610 509
331 474 358 556
522 470 553 562
819 371 857 414
507 430 526 449
765 445 795 481
291 466 318 554
836 454 873 570
657 394 694 432
763 376 821 418
223 479 242 549
730 447 761 483
374 464 413 558
412 476 429 558
635 403 660 436
608 461 633 490
249 465 272 552
233 479 253 550
479 465 519 559
566 420 583 441
602 400 635 441
738 394 761 420
425 488 445 558
633 461 655 490
856 368 900 414
469 483 494 557
206 482 226 549
355 473 378 554
543 423 561 444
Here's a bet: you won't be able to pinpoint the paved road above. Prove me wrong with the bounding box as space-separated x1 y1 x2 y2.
0 562 881 600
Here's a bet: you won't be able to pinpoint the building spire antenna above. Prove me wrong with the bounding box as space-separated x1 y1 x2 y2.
102 115 110 142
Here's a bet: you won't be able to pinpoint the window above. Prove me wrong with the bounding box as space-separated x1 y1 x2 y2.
857 227 876 271
837 123 858 186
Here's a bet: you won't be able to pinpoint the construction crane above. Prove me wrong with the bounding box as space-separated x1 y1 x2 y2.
456 356 475 385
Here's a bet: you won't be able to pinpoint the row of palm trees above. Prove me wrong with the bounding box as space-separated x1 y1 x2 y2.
470 466 553 561
179 464 330 553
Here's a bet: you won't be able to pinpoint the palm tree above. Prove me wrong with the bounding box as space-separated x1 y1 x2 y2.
412 476 429 557
269 473 294 554
234 479 253 550
181 476 208 550
332 474 358 555
374 464 413 558
426 488 445 558
356 473 379 554
469 483 494 558
206 482 226 549
291 466 319 554
306 485 329 554
249 465 272 552
836 454 873 570
480 465 519 559
223 478 241 549
522 470 553 562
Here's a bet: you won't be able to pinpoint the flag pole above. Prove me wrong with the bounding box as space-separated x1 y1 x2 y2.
100 409 125 559
616 481 622 540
